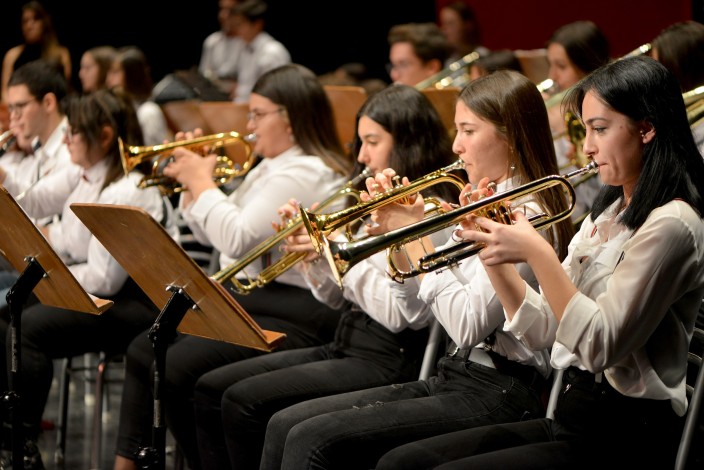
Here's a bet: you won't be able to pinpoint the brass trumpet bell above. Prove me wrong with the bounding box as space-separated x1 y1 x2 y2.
119 131 256 195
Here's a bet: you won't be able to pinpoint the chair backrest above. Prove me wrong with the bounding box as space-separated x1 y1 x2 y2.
160 100 211 136
198 101 252 175
323 85 367 157
676 325 704 470
514 49 550 85
421 87 460 137
198 101 250 134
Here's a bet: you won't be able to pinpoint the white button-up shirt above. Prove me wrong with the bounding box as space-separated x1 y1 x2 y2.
506 199 704 416
179 145 346 289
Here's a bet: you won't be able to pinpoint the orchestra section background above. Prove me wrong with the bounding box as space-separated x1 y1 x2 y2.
0 0 703 93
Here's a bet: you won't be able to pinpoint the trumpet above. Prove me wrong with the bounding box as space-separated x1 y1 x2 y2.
308 161 599 287
299 159 468 287
210 168 372 294
415 52 481 90
119 131 256 195
0 130 17 158
684 85 704 126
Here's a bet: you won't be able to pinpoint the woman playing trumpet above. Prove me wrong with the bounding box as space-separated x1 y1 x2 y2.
189 83 462 469
257 70 575 470
382 55 704 470
113 63 351 470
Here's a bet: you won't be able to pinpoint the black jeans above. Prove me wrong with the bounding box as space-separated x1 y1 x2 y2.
377 366 685 469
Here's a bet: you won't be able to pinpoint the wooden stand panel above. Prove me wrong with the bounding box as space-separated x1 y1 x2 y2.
0 186 111 314
71 203 285 352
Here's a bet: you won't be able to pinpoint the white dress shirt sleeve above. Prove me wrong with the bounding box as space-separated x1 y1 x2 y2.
181 154 344 262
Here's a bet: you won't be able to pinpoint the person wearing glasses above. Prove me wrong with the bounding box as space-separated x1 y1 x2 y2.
113 63 350 470
188 83 462 470
387 22 452 87
0 59 76 318
0 59 73 217
0 88 172 470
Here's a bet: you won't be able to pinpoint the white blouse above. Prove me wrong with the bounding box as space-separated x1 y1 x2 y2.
506 199 704 416
179 145 346 289
17 159 170 296
299 203 454 334
389 177 552 377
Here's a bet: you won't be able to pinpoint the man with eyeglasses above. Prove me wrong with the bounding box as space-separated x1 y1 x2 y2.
387 22 452 88
0 58 75 469
0 59 73 214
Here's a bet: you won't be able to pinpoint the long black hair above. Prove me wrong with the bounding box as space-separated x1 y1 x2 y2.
349 84 463 205
565 55 704 229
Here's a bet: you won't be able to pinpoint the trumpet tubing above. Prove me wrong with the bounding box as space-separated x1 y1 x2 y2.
299 160 467 271
210 168 372 294
314 162 599 287
415 52 481 90
119 131 256 195
0 130 16 158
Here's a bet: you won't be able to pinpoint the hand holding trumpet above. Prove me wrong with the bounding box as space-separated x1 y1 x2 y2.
162 128 219 201
362 168 427 236
278 198 322 263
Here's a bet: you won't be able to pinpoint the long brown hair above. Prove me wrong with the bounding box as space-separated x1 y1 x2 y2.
252 64 351 176
459 70 575 259
65 89 144 191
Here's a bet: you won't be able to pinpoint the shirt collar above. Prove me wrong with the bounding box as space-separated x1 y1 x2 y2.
81 158 110 183
40 116 68 161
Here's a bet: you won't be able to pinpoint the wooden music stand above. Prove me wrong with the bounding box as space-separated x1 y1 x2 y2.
70 202 285 469
0 186 112 470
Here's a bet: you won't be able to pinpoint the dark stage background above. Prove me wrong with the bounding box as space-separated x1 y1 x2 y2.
1 0 702 94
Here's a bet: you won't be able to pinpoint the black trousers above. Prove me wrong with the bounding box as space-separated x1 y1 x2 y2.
378 367 685 469
1 278 157 440
114 281 340 469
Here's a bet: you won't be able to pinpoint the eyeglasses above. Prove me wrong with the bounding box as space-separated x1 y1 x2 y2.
247 107 283 123
7 98 37 116
385 61 414 74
